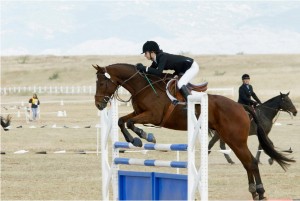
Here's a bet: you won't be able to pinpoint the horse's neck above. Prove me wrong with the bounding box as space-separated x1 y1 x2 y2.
258 100 280 121
114 69 163 95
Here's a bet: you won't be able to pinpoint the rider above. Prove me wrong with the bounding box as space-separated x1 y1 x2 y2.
136 41 200 103
238 74 262 107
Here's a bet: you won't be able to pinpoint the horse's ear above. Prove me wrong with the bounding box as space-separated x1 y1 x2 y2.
92 64 99 71
92 64 105 73
287 91 290 96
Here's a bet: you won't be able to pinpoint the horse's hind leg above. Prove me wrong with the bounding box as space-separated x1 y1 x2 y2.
229 145 266 200
219 140 235 164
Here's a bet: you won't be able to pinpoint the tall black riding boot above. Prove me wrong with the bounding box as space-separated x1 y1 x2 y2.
179 85 190 109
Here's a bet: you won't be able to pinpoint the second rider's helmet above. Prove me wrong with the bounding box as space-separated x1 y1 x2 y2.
242 74 250 80
141 41 160 54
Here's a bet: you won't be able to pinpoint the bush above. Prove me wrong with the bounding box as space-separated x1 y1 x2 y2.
49 72 59 80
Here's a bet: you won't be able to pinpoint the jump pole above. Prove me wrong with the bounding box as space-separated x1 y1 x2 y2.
188 93 208 200
101 98 119 200
100 93 208 200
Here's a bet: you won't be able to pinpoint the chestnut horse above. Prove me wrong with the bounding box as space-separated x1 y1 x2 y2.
94 63 294 200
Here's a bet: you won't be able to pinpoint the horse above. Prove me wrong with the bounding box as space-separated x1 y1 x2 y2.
93 63 295 200
208 92 298 164
1 115 11 131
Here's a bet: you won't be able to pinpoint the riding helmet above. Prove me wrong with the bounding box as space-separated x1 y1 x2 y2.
142 41 160 54
242 74 250 80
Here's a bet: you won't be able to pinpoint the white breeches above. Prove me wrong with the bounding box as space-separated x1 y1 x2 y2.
177 61 200 88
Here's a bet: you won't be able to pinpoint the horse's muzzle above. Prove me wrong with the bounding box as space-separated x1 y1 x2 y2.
95 101 107 111
293 110 297 116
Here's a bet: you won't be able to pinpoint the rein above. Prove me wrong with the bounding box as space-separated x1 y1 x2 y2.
98 67 169 104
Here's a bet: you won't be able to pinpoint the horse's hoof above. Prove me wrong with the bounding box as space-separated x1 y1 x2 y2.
252 193 259 200
229 161 235 164
259 196 267 200
146 133 156 143
268 158 274 165
132 137 143 147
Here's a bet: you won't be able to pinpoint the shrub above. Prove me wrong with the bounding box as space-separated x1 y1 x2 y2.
49 72 59 80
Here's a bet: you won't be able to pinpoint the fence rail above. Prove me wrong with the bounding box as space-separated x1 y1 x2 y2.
1 86 234 97
0 86 130 95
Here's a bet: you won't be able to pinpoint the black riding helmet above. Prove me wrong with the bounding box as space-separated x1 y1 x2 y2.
242 74 250 80
141 41 160 54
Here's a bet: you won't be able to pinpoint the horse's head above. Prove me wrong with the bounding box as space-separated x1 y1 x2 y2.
1 115 11 131
93 64 119 110
279 92 297 116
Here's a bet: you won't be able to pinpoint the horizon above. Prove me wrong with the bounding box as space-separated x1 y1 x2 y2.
1 1 300 56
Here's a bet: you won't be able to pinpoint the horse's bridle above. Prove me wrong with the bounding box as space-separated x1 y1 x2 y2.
95 68 119 104
95 66 171 105
95 67 141 104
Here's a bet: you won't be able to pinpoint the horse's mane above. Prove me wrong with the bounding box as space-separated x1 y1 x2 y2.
106 63 173 81
107 63 135 69
262 94 282 107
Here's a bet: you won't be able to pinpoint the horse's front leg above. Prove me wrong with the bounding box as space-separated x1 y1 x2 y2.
118 112 137 144
126 111 158 147
208 130 219 154
255 144 262 164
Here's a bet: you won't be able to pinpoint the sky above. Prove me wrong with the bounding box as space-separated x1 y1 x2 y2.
1 0 300 56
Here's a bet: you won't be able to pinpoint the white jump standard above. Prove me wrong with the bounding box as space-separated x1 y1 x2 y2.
100 94 208 200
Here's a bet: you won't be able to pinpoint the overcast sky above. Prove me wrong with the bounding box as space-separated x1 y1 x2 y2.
1 1 300 55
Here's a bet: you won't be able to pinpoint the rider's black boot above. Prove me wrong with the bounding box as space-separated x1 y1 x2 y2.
179 85 190 109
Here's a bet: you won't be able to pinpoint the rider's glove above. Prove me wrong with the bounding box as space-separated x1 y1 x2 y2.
136 63 146 73
252 101 258 107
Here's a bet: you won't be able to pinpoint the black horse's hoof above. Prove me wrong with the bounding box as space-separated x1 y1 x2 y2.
132 137 143 147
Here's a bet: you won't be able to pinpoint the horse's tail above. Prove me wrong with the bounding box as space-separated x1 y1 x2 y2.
244 106 295 171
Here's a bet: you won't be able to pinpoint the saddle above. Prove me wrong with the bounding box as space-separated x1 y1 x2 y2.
166 78 208 104
159 78 208 127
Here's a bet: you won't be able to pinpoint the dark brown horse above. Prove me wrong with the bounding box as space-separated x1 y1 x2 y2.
94 63 294 200
208 92 297 165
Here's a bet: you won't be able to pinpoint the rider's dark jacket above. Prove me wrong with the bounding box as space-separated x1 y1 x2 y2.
146 52 194 76
238 84 261 106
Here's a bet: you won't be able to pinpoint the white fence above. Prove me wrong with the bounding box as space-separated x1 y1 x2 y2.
1 85 233 98
0 86 130 95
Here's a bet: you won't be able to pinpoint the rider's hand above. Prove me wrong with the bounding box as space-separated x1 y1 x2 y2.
252 101 258 107
136 63 146 73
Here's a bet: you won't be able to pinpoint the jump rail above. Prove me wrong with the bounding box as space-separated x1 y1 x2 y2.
101 93 208 200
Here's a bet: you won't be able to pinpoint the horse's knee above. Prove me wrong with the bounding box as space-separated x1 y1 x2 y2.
126 119 134 129
118 118 124 127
